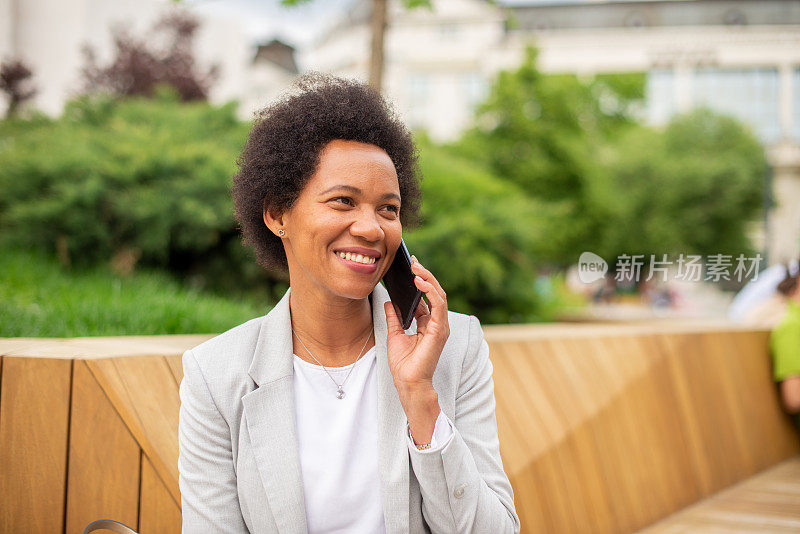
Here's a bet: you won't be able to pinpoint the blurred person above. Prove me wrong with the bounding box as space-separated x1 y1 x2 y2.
177 73 520 533
730 262 794 327
769 263 800 426
593 273 617 304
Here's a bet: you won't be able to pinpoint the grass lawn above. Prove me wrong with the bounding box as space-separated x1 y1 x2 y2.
0 246 276 337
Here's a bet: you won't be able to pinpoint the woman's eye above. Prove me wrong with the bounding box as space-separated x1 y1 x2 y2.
385 205 400 214
333 197 353 206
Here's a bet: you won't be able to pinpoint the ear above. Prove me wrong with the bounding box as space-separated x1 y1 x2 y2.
262 201 285 237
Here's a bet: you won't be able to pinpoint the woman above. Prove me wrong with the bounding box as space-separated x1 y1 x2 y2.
178 73 520 533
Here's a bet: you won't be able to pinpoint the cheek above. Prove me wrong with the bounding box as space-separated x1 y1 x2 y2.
383 221 403 255
385 219 402 240
303 209 347 239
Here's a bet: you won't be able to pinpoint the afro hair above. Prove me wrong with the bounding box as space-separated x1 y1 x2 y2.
231 72 422 273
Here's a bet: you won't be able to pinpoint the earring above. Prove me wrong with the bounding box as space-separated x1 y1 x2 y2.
278 229 285 237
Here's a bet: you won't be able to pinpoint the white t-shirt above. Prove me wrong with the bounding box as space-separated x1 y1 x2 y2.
293 345 453 534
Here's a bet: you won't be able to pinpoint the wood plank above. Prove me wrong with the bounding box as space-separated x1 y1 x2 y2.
0 357 72 533
640 457 800 533
139 454 181 534
2 323 798 534
0 335 212 359
164 355 183 386
87 356 181 504
65 360 141 534
486 342 536 465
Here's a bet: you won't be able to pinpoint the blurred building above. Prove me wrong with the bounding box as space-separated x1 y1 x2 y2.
303 0 800 265
0 0 295 119
2 0 798 264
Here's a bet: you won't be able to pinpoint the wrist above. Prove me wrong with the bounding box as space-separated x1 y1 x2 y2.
394 379 435 398
395 382 438 414
397 384 440 447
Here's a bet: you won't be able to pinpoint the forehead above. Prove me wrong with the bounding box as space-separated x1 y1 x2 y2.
309 139 399 191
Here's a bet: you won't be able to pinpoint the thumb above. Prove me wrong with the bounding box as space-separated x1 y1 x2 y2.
384 301 405 336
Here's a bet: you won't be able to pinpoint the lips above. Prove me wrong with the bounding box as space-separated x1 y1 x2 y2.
333 247 382 260
333 250 379 274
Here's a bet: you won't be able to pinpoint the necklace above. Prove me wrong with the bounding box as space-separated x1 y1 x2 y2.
291 326 373 399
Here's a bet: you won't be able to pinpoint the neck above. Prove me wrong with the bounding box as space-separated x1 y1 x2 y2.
288 283 375 367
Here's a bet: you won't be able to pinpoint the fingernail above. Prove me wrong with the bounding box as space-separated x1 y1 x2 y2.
411 255 418 264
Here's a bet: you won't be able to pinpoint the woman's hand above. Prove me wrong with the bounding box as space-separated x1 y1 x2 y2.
383 255 451 391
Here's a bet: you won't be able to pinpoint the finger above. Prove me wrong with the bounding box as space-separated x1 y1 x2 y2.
414 297 429 319
414 313 430 335
410 259 449 333
384 301 405 336
413 274 449 333
410 257 447 306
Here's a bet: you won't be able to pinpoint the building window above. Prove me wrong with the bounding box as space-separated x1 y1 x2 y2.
462 72 488 108
645 69 675 125
624 11 648 28
794 68 800 142
723 10 747 26
408 72 431 128
692 68 780 144
409 72 430 102
438 23 459 40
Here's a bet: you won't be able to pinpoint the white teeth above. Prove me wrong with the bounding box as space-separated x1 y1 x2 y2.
336 251 376 265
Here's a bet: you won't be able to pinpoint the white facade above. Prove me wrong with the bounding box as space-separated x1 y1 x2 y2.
2 0 799 264
302 0 505 140
302 0 800 265
0 0 286 120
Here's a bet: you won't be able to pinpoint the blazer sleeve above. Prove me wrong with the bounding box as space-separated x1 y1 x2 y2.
178 348 250 533
407 315 521 533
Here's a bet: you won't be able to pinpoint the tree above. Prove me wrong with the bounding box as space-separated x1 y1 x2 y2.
0 58 37 118
282 0 430 92
406 138 565 322
455 46 646 265
453 46 765 268
81 10 218 101
595 109 765 262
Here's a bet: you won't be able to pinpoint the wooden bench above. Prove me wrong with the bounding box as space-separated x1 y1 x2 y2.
1 322 797 533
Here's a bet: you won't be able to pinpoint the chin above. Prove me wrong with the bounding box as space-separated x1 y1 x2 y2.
330 280 377 301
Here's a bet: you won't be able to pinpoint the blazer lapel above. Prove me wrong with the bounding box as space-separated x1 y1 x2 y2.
242 283 410 534
372 283 411 534
243 287 308 534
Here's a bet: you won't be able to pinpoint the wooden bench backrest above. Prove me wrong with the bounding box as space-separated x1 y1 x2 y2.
1 325 797 533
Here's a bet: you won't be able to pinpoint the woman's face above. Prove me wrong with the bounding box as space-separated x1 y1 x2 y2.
272 139 403 300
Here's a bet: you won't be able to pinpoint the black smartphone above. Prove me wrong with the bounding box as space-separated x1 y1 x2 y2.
381 239 424 330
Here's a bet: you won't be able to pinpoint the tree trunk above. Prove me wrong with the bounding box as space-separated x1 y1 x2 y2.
369 0 388 92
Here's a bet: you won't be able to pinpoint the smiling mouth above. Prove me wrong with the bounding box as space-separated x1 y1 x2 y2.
334 251 378 265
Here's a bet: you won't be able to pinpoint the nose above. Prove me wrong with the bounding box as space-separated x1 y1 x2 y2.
349 208 385 243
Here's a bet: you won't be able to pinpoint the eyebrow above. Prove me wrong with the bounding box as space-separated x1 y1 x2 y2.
319 184 401 202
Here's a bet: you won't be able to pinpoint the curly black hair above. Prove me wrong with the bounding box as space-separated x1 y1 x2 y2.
231 73 423 273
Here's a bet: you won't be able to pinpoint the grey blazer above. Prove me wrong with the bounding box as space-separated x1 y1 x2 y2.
178 282 520 533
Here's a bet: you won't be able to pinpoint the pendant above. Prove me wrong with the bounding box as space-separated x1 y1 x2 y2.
336 387 345 399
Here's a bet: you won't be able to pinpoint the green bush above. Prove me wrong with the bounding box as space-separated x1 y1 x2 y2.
1 94 568 323
0 93 273 296
591 109 765 261
453 46 765 268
